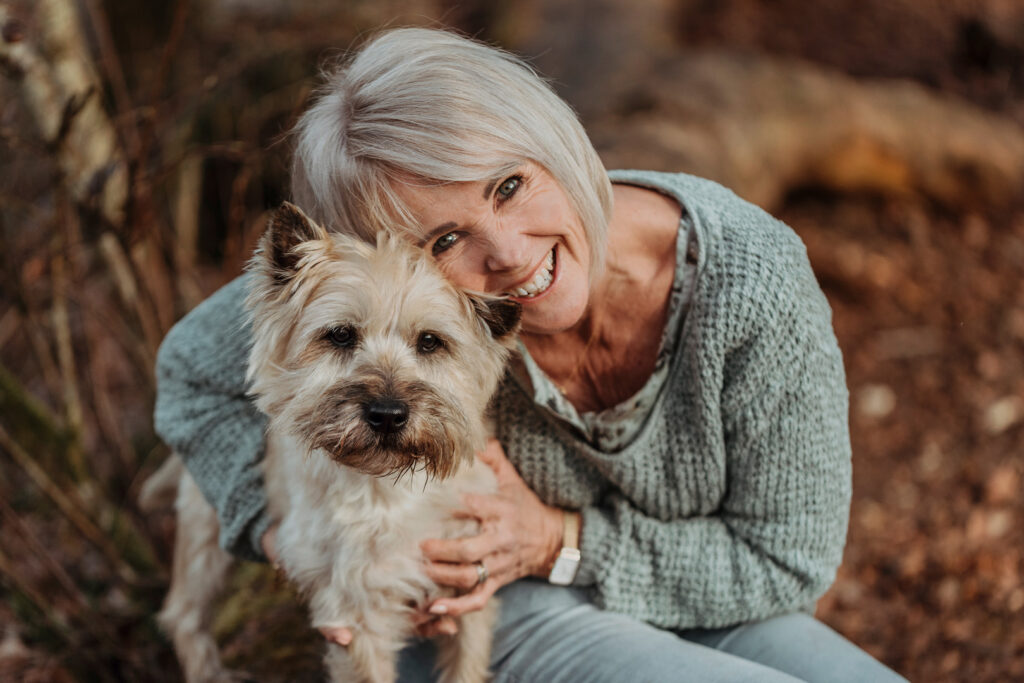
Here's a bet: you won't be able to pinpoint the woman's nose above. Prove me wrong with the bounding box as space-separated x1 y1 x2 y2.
483 229 531 274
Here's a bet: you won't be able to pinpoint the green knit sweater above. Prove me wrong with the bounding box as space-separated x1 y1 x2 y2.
153 170 851 630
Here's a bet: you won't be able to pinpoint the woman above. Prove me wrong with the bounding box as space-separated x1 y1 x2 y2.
155 28 905 682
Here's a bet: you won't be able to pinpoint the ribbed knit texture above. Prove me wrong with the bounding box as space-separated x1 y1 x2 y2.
493 170 851 629
153 171 851 626
154 275 272 561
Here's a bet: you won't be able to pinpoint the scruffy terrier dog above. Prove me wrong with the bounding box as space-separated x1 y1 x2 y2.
152 203 520 683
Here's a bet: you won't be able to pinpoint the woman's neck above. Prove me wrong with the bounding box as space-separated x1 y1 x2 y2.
520 183 681 413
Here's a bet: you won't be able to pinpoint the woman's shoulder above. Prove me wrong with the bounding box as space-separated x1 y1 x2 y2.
613 171 832 361
608 170 800 248
156 273 254 382
610 170 811 291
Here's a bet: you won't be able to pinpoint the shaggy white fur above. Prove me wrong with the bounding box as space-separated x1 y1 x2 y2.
155 203 519 683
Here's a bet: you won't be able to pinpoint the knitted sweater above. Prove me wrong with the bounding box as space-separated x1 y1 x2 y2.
153 170 851 630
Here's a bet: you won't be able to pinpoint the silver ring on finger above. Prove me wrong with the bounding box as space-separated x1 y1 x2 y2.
474 561 489 587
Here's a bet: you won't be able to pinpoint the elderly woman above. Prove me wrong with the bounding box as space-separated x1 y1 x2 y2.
155 28 905 682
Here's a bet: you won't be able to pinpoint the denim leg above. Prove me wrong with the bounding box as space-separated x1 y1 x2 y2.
681 613 909 683
396 580 902 683
397 580 800 682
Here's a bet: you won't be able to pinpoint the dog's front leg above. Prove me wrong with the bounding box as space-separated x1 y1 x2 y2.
436 599 499 683
322 627 401 683
307 581 407 683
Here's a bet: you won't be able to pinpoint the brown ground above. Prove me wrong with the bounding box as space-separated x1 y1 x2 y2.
0 0 1021 680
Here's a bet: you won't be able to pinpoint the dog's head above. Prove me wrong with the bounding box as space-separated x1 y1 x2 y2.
245 202 520 480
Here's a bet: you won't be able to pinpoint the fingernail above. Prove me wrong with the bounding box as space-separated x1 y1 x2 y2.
441 621 458 635
337 631 352 646
429 604 448 615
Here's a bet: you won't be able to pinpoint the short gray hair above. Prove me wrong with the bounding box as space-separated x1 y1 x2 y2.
290 28 613 276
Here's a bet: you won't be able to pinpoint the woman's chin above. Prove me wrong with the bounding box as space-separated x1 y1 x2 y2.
518 298 589 336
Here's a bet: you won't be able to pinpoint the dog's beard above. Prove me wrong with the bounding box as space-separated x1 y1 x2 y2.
296 377 475 481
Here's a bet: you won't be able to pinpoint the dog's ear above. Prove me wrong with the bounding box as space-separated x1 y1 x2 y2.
470 296 522 340
262 202 329 282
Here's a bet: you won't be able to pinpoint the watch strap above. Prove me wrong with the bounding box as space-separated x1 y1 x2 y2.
547 510 582 585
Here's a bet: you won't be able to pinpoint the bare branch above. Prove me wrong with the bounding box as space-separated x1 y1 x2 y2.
0 0 127 226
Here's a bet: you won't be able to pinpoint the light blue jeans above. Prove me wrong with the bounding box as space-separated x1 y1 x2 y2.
397 580 907 682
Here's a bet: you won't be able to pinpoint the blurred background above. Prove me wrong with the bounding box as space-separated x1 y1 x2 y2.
1 0 1022 680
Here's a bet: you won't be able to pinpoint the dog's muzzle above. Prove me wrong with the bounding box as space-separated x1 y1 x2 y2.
362 398 410 435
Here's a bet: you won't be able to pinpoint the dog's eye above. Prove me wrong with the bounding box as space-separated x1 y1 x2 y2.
325 325 358 349
416 332 445 354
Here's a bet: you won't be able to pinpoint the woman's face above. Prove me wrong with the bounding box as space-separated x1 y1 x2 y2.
395 162 592 335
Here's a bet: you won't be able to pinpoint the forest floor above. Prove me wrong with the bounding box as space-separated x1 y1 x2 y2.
789 192 1024 681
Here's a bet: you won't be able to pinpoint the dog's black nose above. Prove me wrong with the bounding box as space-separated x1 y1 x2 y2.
363 399 409 434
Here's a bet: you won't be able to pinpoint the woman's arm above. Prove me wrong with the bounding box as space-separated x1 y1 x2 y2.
153 274 273 562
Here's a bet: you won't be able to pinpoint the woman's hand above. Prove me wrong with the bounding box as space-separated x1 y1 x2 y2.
420 438 564 620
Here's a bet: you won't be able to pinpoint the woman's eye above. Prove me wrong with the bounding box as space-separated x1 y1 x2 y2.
432 232 459 256
325 325 358 349
496 176 521 200
416 332 445 354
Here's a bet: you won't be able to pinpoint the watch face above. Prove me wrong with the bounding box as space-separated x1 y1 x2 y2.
548 551 580 586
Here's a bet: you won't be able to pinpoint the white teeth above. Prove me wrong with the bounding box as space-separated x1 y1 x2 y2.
507 248 555 298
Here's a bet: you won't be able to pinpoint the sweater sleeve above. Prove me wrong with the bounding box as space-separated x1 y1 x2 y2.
575 241 852 629
153 274 273 562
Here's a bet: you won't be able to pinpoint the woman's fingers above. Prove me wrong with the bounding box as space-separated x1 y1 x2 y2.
421 530 501 564
328 617 460 642
319 625 353 646
476 438 509 472
261 525 279 563
429 580 498 618
414 615 459 637
423 559 484 591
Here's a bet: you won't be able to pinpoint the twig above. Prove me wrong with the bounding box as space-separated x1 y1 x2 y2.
129 238 176 354
0 423 138 583
0 307 18 352
149 0 191 109
173 152 204 309
0 547 70 633
222 159 256 274
0 361 73 467
17 309 63 407
49 218 86 482
0 495 127 660
0 497 86 615
78 0 139 159
98 232 163 357
0 0 128 226
64 283 153 378
81 316 135 470
0 548 117 680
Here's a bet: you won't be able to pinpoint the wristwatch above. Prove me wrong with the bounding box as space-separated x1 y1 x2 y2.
547 510 581 586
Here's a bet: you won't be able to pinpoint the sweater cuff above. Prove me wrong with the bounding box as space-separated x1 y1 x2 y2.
215 459 273 562
574 505 617 587
244 509 275 563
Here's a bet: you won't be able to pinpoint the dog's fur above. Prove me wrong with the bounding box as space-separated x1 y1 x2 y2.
153 203 520 683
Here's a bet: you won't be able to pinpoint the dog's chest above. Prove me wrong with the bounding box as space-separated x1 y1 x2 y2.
266 439 495 607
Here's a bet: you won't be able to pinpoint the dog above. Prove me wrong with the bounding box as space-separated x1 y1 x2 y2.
150 203 520 682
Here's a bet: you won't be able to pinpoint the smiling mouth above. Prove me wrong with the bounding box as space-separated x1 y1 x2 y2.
506 247 555 299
